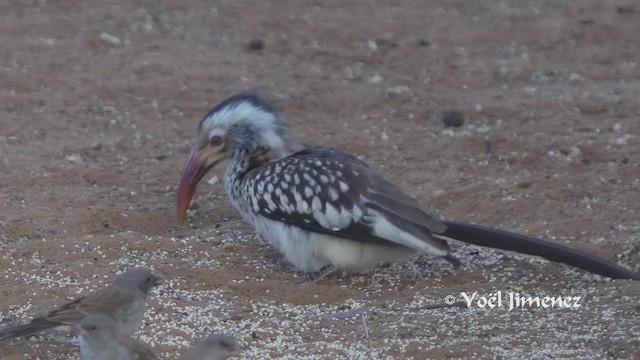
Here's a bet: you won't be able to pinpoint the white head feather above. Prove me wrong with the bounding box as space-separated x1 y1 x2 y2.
199 93 289 158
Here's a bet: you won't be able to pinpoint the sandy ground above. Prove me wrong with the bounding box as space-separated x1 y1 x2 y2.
1 0 639 359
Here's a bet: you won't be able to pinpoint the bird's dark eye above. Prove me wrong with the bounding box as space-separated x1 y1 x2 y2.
90 325 97 330
209 135 223 147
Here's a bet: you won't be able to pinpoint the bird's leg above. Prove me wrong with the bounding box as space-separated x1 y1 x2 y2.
300 265 336 284
444 254 461 267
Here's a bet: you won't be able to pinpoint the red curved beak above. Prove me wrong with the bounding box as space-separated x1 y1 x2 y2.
177 139 301 225
177 149 202 225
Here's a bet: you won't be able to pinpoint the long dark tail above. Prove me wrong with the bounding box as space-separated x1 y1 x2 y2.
0 318 58 342
442 220 640 281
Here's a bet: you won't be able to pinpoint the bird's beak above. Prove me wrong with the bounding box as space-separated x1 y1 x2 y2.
177 147 224 225
152 275 164 287
71 324 88 336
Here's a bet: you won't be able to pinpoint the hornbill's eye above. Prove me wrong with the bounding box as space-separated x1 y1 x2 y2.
209 135 223 147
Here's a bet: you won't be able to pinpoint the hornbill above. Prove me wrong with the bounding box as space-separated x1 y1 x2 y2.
176 93 639 281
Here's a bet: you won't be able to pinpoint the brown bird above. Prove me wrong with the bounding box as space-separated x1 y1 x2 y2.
0 268 162 342
176 93 640 281
178 333 242 360
73 314 159 360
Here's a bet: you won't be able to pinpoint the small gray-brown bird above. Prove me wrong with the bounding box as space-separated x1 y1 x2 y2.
0 268 162 342
73 314 159 360
178 333 242 360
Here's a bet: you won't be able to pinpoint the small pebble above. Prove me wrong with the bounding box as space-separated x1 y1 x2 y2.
188 202 200 211
99 32 122 46
385 85 411 95
42 38 56 47
247 38 264 50
65 153 85 165
617 5 637 13
569 146 581 158
368 75 383 84
441 110 465 127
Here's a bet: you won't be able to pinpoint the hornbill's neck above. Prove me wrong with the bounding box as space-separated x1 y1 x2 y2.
224 143 279 218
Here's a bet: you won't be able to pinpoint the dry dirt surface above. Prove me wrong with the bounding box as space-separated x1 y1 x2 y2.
1 1 640 359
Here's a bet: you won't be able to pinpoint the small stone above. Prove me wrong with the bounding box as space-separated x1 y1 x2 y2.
142 22 154 33
99 32 122 46
568 73 584 82
41 38 56 47
65 153 85 165
247 38 264 50
569 146 581 158
441 110 465 127
385 85 411 95
617 5 636 13
368 75 383 84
